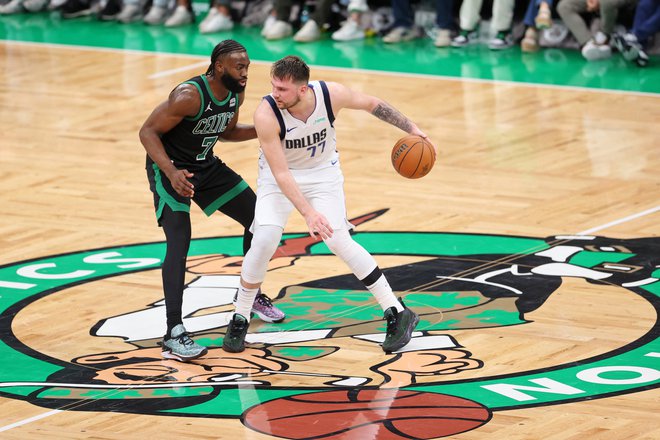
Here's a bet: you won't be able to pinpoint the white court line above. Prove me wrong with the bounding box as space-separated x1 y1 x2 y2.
3 40 659 98
0 410 61 433
577 205 660 235
148 61 209 79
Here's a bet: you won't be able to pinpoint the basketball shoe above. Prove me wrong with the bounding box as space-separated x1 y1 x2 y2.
233 291 286 323
382 300 419 353
161 324 208 362
223 313 249 353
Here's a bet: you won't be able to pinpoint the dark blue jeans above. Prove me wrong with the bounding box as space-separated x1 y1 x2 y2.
391 0 454 30
523 0 554 27
633 0 660 42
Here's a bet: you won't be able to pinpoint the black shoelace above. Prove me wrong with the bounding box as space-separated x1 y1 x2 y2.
176 332 195 347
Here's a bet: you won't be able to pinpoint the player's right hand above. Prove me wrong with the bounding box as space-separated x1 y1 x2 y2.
168 169 195 197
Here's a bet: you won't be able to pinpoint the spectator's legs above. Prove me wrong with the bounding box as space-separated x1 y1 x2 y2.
523 0 539 27
599 0 636 36
459 0 483 31
435 0 454 29
274 0 293 21
632 0 660 42
557 0 591 45
391 0 415 28
492 0 515 32
310 0 334 26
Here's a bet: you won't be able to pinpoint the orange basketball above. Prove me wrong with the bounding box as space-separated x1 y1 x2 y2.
243 389 491 439
391 135 435 179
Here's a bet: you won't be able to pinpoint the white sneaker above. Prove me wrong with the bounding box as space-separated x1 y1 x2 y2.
117 3 142 23
0 0 24 14
143 5 167 25
263 20 292 40
581 37 611 61
199 8 233 33
165 5 193 27
434 28 450 47
382 27 417 43
332 19 365 41
47 0 67 9
261 14 276 36
294 20 321 42
23 0 48 12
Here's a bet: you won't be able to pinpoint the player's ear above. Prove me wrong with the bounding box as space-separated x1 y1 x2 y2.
215 60 224 75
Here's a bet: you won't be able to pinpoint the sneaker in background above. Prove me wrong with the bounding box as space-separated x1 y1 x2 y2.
24 0 48 12
0 0 24 14
199 7 234 33
332 18 365 41
116 3 142 23
143 5 167 25
164 4 193 27
97 0 121 20
521 27 539 52
488 30 513 50
434 28 451 47
581 33 611 61
260 14 276 36
613 33 650 67
535 5 552 29
263 19 292 40
60 0 93 18
451 28 478 47
382 26 417 43
161 324 208 362
294 19 321 42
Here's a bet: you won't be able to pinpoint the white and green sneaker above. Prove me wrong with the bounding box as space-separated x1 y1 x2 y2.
161 324 208 362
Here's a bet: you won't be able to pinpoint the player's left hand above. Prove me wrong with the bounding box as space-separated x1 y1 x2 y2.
305 210 334 240
411 128 437 159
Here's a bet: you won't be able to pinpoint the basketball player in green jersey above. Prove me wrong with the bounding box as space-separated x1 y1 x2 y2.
224 55 436 354
139 40 284 362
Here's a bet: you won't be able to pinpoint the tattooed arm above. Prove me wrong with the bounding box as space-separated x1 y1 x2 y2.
326 81 436 154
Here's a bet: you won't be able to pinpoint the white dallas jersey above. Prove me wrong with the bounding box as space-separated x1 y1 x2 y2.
259 81 339 173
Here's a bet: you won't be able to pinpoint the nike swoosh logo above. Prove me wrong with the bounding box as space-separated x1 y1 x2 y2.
286 127 297 132
331 159 338 165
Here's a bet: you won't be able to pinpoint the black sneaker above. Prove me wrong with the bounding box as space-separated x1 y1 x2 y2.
382 300 419 353
222 313 249 353
60 0 92 18
97 0 120 20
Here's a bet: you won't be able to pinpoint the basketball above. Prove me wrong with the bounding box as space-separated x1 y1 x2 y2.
243 389 490 439
391 134 435 179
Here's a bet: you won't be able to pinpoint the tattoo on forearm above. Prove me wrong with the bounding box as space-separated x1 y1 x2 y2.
372 103 413 132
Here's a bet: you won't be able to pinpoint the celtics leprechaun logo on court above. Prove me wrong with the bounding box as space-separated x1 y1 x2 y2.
0 210 658 438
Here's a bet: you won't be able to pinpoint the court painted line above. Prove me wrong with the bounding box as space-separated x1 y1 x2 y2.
148 61 210 79
577 205 660 235
3 40 658 98
0 409 61 433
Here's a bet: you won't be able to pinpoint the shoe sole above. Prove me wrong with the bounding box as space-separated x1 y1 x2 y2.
254 310 285 323
222 342 245 353
161 346 208 362
382 312 420 353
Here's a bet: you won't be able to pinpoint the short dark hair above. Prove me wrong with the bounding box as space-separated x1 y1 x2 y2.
206 40 247 75
271 56 310 84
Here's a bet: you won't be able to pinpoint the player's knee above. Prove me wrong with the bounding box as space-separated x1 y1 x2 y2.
323 229 353 256
250 224 282 255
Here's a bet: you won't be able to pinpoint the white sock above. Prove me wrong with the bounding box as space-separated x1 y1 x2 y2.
366 275 403 313
235 285 259 322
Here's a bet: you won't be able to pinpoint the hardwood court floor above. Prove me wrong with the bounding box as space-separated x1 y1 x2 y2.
0 41 658 439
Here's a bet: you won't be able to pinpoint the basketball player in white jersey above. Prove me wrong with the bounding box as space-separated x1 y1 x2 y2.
223 55 436 354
